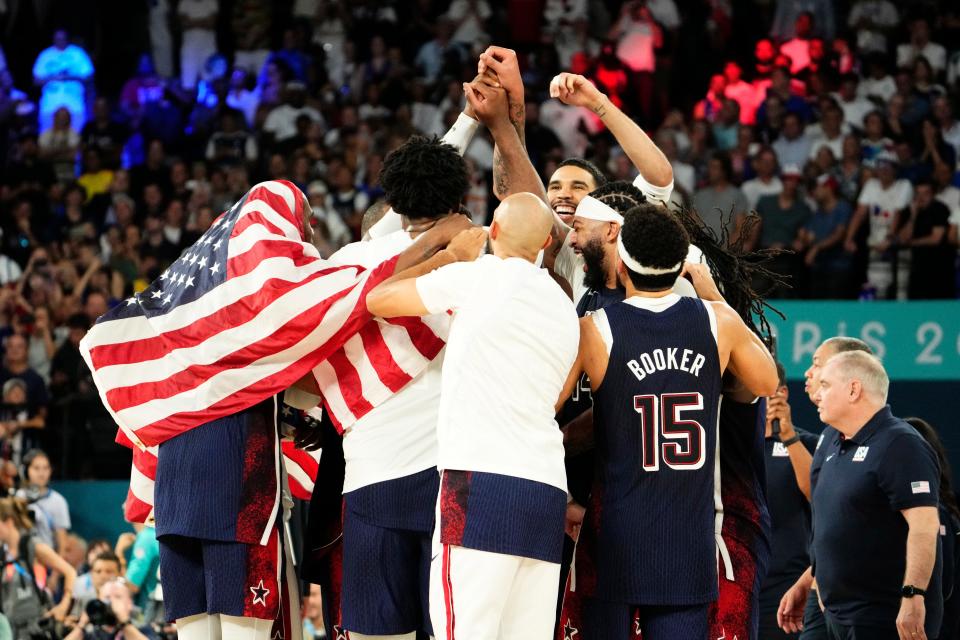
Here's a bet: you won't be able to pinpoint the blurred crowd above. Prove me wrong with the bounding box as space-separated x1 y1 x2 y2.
0 0 956 487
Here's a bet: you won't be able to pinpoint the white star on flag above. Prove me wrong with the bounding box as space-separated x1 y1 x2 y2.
210 262 220 274
151 289 163 299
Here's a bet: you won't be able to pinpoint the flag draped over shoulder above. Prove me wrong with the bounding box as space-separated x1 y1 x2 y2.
79 180 397 451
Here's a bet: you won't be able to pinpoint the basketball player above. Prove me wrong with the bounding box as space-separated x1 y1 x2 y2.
556 203 778 638
366 192 579 640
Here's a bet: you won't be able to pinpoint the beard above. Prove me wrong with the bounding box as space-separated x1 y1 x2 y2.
581 238 608 291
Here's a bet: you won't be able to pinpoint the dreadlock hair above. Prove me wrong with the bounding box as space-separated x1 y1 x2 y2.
904 417 960 522
588 180 647 215
619 204 689 291
558 158 608 189
671 205 787 341
380 135 469 220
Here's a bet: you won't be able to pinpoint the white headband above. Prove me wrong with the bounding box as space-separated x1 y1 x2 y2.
575 196 624 224
617 235 682 276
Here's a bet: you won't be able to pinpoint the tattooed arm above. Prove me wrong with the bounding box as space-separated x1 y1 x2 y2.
463 80 544 201
478 46 543 202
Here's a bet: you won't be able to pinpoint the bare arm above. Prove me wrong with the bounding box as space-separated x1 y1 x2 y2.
844 204 868 251
35 541 76 619
767 393 814 500
392 214 473 273
909 226 947 247
464 81 545 201
550 72 673 188
901 506 940 589
478 47 528 202
717 302 778 398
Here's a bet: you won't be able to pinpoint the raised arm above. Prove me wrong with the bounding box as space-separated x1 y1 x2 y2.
478 47 528 201
550 72 673 191
464 81 545 201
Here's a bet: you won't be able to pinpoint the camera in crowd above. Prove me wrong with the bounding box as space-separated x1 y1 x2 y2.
86 598 118 628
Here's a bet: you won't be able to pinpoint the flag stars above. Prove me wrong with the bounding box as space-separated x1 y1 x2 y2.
163 293 173 305
213 239 223 250
151 289 164 299
185 276 195 287
198 256 208 268
210 262 220 274
189 254 198 265
126 296 137 306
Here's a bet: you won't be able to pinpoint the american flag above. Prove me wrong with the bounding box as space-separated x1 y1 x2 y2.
79 180 398 452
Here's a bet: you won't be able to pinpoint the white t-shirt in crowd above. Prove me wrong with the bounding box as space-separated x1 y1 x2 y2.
897 41 947 73
936 186 960 228
554 172 676 304
329 231 449 492
741 176 783 210
416 255 579 492
857 178 914 248
263 104 324 142
614 16 656 72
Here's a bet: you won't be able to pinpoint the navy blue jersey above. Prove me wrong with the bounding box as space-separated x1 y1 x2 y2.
592 296 723 606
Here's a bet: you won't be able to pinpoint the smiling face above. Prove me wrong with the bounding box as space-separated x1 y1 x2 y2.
547 165 598 225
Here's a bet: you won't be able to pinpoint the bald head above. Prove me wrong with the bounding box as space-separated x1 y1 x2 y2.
490 192 554 260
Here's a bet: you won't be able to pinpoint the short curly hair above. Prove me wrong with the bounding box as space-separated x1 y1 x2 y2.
379 136 469 220
619 204 689 291
588 180 647 215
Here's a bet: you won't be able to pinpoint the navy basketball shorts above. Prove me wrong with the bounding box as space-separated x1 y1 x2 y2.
158 527 281 622
709 533 770 640
339 506 432 636
578 599 710 639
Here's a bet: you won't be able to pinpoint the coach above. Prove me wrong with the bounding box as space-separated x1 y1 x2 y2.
811 351 942 640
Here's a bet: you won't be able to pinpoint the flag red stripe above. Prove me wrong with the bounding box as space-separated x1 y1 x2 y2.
327 350 375 419
104 283 355 412
358 323 413 393
88 254 338 369
124 492 153 523
387 316 446 361
281 442 320 479
129 257 396 446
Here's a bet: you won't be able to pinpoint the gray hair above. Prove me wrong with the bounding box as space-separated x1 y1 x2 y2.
828 351 889 402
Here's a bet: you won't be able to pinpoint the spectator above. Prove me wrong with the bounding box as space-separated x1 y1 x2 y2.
933 97 960 164
773 112 812 170
693 151 749 239
0 334 49 415
414 19 466 85
723 61 760 125
712 99 741 151
81 98 129 170
72 551 121 614
834 135 863 204
39 107 81 184
807 102 846 162
742 146 783 209
752 164 809 286
118 55 166 122
231 0 273 77
225 67 260 128
445 0 492 49
61 532 88 573
178 0 218 90
781 352 942 640
77 149 114 202
262 82 324 148
802 174 852 298
117 523 160 615
205 110 258 167
0 496 76 635
896 17 947 75
17 449 70 551
899 179 955 299
758 362 818 638
64 578 157 640
302 582 325 639
693 74 727 123
655 129 695 198
32 29 94 133
934 161 960 222
325 165 369 239
0 378 44 467
858 54 897 104
779 12 816 74
860 110 893 162
609 0 661 123
771 1 835 41
834 73 874 130
847 0 899 54
847 152 914 298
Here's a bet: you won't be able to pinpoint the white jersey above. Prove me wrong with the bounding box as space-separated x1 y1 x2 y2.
327 232 450 492
416 255 579 491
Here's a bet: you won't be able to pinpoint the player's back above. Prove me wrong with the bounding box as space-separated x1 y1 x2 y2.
591 294 722 606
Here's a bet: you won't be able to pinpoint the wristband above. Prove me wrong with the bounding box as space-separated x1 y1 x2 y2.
440 112 481 155
781 434 801 447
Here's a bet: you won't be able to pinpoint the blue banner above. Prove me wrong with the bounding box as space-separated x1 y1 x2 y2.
766 301 960 380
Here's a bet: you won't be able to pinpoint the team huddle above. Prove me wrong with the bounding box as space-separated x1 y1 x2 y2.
82 47 783 640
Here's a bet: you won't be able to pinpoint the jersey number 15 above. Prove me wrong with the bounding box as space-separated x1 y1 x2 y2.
634 393 706 471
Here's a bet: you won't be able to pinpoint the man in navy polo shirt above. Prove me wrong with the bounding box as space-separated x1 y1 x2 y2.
782 351 942 639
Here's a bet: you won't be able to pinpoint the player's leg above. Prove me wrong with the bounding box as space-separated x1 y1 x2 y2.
219 615 275 640
157 535 210 633
498 556 561 640
637 603 710 640
429 544 517 640
176 613 223 640
340 508 423 636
